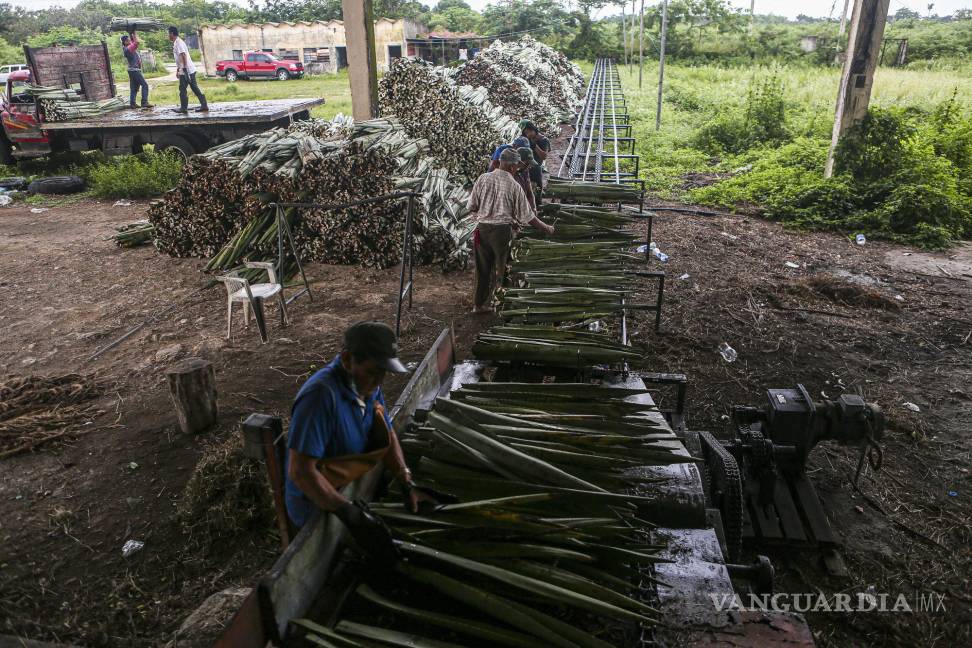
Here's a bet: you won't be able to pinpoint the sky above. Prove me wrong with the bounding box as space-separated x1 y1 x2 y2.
6 0 972 19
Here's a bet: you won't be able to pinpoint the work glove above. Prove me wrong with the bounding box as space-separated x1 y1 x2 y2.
334 500 400 568
403 482 459 514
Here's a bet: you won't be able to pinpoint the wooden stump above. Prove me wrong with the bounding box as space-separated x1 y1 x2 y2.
166 357 218 434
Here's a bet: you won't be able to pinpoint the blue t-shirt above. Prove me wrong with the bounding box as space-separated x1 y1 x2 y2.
284 355 392 527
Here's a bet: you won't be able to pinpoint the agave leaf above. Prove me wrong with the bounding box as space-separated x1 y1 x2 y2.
397 563 582 648
335 620 464 648
291 619 365 647
355 584 538 648
399 542 651 624
428 410 605 492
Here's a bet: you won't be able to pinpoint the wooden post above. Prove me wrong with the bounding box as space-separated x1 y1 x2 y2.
638 0 644 89
622 4 628 68
656 0 668 130
825 0 891 178
839 0 850 35
629 0 637 75
342 0 379 120
749 0 756 34
166 357 218 434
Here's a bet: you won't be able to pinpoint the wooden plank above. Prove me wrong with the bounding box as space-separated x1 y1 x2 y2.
40 98 324 131
773 480 808 543
793 475 837 545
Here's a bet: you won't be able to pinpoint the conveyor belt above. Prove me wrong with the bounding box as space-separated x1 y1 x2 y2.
558 59 640 184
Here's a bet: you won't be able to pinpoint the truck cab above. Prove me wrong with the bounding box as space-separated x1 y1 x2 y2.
216 52 304 82
0 69 50 163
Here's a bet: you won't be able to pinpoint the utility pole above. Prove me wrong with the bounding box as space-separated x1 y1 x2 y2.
825 0 891 177
749 0 755 34
630 0 637 75
839 0 850 35
622 3 628 68
638 0 644 89
656 0 668 130
342 0 379 120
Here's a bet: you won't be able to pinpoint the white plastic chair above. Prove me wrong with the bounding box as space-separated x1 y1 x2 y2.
216 262 289 343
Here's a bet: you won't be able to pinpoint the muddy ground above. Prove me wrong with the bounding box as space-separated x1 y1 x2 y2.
1 195 970 646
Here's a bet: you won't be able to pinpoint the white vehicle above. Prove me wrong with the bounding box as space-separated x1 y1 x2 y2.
0 64 29 84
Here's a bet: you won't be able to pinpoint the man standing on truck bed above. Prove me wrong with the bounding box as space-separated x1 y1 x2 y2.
120 32 152 110
168 26 208 114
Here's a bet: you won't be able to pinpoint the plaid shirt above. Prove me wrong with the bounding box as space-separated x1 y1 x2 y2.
467 169 534 227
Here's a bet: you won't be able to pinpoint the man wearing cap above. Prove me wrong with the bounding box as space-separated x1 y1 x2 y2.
468 147 554 314
519 120 550 202
488 136 531 172
286 321 441 563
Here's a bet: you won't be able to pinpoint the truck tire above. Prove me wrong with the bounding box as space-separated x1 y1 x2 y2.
28 175 86 195
276 68 290 81
0 176 27 190
225 69 238 82
155 134 197 162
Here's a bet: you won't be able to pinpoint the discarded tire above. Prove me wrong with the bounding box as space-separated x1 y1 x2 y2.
27 175 86 195
0 176 28 190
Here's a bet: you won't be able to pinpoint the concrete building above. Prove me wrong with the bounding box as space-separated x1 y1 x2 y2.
197 18 428 77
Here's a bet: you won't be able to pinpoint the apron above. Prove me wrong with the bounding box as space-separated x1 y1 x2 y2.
315 402 391 488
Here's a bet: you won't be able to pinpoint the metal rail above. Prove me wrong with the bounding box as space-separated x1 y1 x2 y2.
559 58 636 184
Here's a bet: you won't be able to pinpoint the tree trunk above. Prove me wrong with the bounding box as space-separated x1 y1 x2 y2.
166 357 218 434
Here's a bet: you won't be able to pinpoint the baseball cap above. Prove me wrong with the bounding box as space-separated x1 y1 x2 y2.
518 119 537 133
343 321 408 373
499 147 519 163
512 136 530 148
517 146 537 166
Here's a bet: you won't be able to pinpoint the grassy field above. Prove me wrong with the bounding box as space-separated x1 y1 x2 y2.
148 70 353 119
620 61 972 195
617 62 972 246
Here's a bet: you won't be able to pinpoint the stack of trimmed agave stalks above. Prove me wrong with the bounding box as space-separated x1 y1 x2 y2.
473 325 646 367
497 286 654 325
110 220 154 247
545 177 644 205
109 16 164 32
378 58 505 184
476 37 585 122
293 383 691 647
349 117 475 267
152 117 474 269
27 86 128 122
452 56 559 135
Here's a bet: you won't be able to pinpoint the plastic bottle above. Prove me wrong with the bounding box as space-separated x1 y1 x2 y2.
718 342 737 363
856 234 866 246
649 242 669 263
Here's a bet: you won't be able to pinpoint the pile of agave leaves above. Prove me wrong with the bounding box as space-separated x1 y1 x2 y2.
291 382 698 647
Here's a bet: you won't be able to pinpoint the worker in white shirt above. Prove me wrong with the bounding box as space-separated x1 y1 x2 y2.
168 26 208 114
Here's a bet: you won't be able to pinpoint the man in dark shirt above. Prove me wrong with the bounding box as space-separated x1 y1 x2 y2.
519 120 550 204
286 322 440 563
121 33 151 109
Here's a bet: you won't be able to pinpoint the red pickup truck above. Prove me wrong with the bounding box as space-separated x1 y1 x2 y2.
216 52 304 82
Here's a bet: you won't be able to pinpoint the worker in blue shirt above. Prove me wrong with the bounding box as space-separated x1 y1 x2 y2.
285 321 444 564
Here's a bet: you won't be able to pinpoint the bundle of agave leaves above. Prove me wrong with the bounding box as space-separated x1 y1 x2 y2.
545 178 645 206
469 203 654 367
293 382 697 647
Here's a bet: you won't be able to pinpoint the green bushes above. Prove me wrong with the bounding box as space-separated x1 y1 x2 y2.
87 150 183 199
692 104 972 248
694 73 789 154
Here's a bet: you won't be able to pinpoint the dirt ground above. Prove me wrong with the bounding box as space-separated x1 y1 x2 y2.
1 193 970 647
628 202 972 647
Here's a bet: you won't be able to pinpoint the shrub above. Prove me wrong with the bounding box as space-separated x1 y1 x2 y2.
87 151 183 199
693 72 789 154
